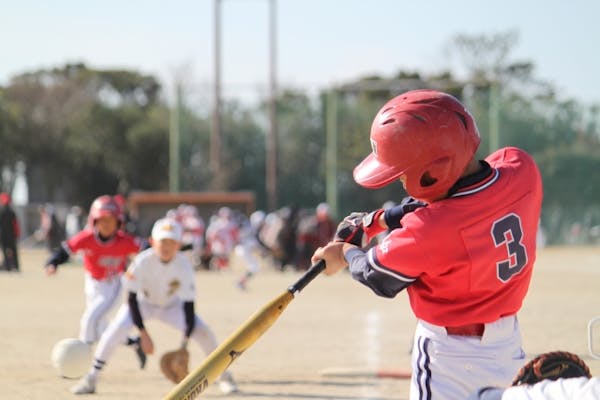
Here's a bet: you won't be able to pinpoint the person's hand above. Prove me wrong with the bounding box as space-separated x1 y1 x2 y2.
140 329 154 355
334 209 387 246
334 212 368 246
45 264 57 276
311 242 352 276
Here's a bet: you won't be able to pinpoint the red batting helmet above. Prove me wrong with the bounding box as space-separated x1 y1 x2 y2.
87 195 122 227
353 89 480 202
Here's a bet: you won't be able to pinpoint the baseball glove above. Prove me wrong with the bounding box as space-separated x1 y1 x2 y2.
160 348 190 384
512 351 591 386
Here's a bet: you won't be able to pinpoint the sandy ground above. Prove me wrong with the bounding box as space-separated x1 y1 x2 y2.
1 246 600 400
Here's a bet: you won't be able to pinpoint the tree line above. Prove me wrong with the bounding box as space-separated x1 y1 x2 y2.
0 32 598 244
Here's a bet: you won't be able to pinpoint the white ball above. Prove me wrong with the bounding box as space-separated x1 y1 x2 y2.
51 338 91 379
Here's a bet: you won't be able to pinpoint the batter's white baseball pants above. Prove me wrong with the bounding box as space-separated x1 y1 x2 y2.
410 315 525 400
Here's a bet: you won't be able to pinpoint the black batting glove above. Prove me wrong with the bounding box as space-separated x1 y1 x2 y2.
334 209 386 247
334 212 368 246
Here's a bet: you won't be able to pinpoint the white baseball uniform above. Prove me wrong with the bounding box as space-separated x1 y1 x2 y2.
92 248 221 365
234 217 261 275
469 377 600 399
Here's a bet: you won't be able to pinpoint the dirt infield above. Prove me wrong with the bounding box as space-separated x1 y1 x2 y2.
1 246 599 399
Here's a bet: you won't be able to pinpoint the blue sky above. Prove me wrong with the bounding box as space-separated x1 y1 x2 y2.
1 0 598 104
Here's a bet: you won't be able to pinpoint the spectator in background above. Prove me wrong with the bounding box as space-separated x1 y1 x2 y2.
315 202 336 248
295 203 336 270
35 204 64 253
65 206 84 239
0 192 20 272
275 205 299 271
114 194 138 235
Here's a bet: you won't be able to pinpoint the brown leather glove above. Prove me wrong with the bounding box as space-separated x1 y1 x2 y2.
512 351 591 386
160 348 190 384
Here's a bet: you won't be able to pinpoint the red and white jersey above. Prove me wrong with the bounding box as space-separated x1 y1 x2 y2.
206 216 239 256
370 147 543 326
124 248 195 307
65 228 142 280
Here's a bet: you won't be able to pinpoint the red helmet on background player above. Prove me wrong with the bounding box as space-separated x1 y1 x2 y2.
0 192 10 205
87 195 122 227
353 89 481 203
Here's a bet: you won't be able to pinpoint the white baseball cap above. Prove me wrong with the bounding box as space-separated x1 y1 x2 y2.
151 218 183 242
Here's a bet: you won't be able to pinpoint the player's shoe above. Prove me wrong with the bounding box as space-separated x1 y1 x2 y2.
218 376 239 394
236 278 247 291
131 337 147 369
70 374 96 395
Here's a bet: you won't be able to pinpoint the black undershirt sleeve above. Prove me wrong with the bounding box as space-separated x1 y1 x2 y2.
128 292 145 331
183 301 195 338
45 244 70 268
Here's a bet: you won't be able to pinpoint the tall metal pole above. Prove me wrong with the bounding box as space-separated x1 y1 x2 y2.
489 81 500 153
325 90 338 219
210 0 222 182
169 83 181 192
266 0 278 211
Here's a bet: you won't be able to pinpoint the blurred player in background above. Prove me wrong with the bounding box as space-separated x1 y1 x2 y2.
0 192 20 272
70 218 237 395
312 90 543 400
44 195 147 368
235 210 267 290
205 206 238 270
176 204 206 269
257 205 299 271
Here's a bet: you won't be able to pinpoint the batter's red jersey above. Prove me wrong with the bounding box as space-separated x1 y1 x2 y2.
372 147 542 326
66 229 142 280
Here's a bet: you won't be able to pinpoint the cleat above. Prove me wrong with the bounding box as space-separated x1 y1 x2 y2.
131 337 147 369
236 279 247 291
218 376 239 394
70 374 96 395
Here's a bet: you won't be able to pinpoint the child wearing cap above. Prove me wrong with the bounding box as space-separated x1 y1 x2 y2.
71 218 238 395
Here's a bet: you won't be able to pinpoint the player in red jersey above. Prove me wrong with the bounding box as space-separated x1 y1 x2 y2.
45 195 148 368
312 90 543 400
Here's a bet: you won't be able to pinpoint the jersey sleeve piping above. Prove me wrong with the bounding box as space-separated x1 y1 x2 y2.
367 248 417 283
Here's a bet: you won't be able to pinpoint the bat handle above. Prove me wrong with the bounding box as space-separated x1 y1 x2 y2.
288 260 325 294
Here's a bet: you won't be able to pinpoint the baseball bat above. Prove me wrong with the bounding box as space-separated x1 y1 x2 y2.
162 260 326 400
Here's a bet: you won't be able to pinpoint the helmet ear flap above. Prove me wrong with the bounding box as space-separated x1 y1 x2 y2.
419 171 438 187
422 157 452 186
409 157 454 201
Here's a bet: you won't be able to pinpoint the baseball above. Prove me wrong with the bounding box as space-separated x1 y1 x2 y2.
51 338 91 379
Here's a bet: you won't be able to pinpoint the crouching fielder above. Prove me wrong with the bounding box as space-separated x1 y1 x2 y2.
71 218 237 395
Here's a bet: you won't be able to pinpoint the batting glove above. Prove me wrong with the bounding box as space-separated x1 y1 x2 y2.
334 209 385 247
